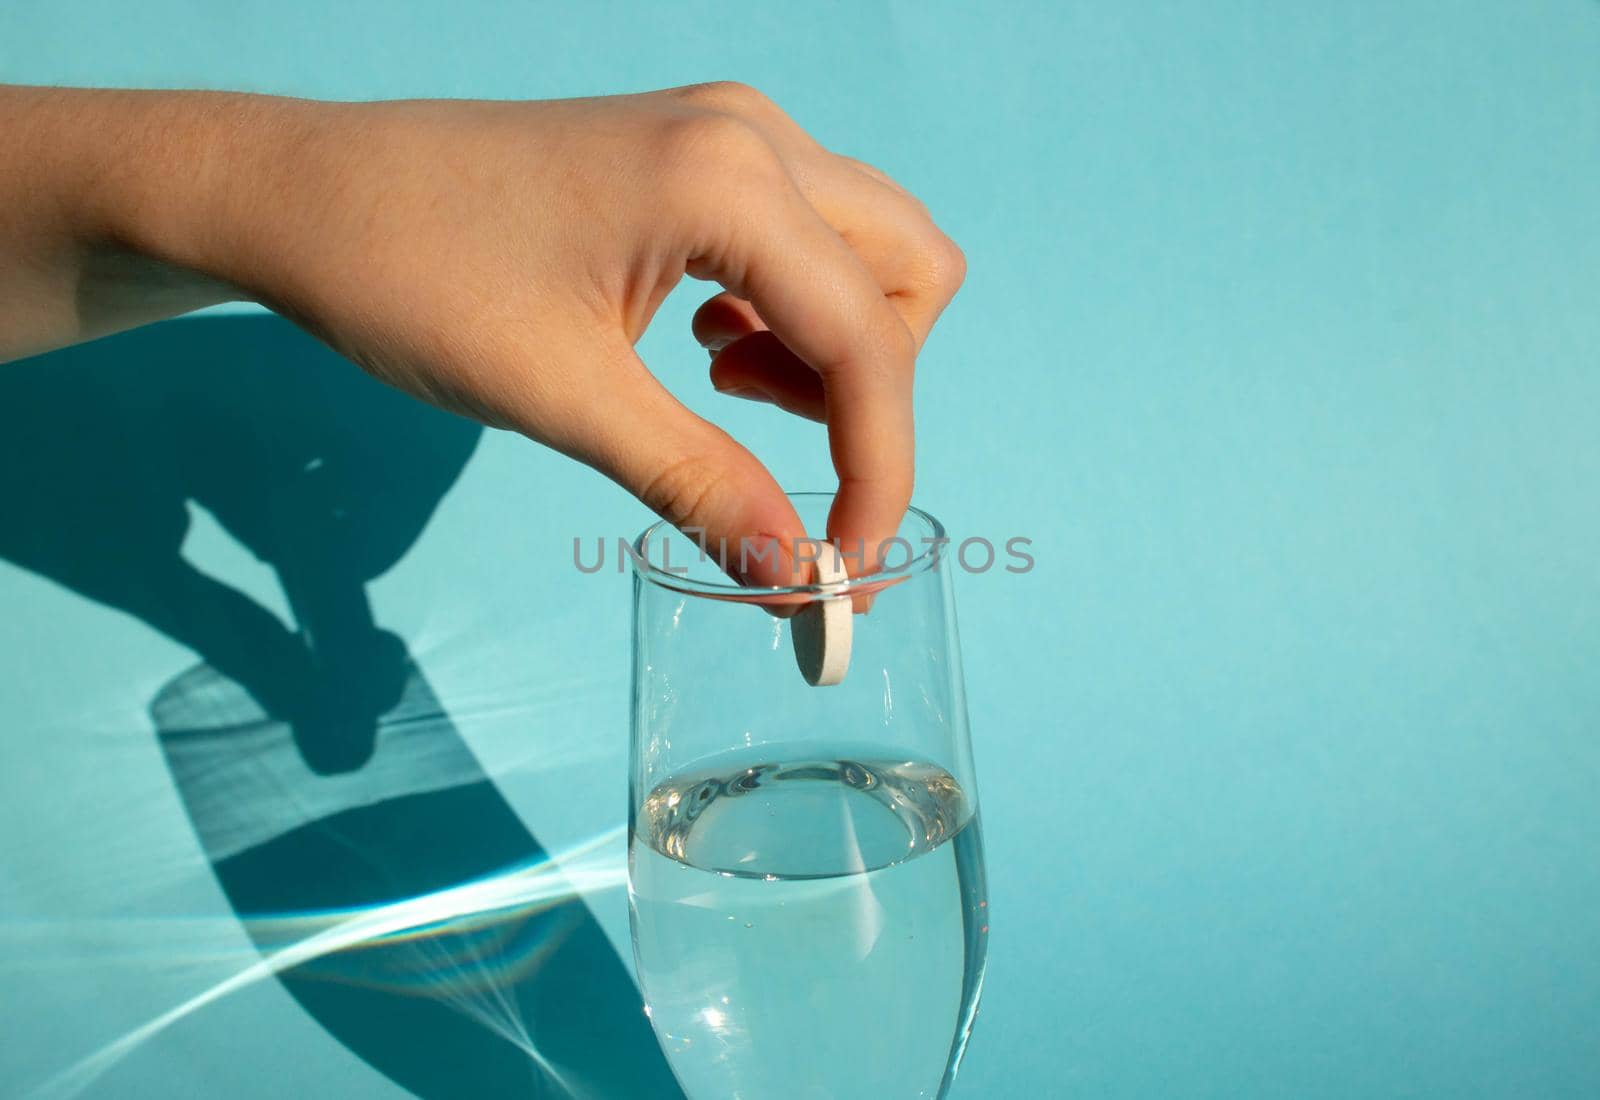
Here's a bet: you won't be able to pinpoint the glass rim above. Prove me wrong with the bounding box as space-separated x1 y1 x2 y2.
630 491 948 602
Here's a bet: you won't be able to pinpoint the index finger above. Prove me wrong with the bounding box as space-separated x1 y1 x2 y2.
691 176 917 575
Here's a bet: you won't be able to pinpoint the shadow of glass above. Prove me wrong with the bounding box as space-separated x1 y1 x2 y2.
0 315 681 1098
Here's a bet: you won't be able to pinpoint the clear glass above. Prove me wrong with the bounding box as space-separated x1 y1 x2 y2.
628 492 989 1100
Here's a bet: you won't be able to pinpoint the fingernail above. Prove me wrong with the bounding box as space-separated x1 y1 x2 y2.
717 385 772 404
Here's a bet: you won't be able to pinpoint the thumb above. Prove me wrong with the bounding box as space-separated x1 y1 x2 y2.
565 338 808 588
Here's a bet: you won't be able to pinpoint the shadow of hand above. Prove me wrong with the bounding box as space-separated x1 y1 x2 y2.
0 314 682 1098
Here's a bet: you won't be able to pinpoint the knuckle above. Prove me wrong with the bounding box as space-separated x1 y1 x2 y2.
674 80 776 116
842 153 886 177
907 232 967 298
638 451 735 530
826 315 915 380
863 315 919 376
932 234 968 291
843 466 916 509
656 112 787 215
660 111 780 175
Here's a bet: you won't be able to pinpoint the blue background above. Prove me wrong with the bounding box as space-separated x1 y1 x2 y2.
3 2 1599 1097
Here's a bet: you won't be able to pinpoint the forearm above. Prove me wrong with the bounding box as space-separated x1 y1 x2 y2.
0 82 953 576
0 86 309 361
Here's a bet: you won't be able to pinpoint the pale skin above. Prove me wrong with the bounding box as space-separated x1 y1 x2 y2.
0 82 964 586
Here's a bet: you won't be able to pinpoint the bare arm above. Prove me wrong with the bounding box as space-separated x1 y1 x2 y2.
0 84 965 580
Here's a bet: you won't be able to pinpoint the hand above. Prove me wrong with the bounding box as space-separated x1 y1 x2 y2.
7 84 967 583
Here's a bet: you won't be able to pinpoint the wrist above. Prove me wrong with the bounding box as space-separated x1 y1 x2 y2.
72 89 322 297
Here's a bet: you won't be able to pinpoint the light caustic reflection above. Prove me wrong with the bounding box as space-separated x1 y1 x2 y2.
12 610 680 1100
25 827 626 1100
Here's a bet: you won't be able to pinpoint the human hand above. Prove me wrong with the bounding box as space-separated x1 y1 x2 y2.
13 83 966 584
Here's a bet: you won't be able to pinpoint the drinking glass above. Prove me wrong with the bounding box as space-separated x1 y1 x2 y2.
628 492 988 1100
